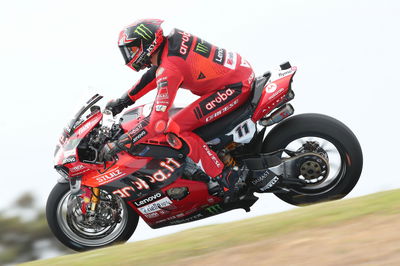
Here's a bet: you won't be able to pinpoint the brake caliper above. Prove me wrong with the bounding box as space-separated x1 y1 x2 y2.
79 186 92 215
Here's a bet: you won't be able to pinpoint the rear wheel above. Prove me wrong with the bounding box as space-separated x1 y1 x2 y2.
262 113 363 206
46 183 139 251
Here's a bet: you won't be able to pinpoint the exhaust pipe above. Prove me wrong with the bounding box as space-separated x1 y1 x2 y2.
259 103 294 127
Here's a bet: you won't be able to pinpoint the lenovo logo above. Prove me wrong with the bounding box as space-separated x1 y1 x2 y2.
134 192 163 207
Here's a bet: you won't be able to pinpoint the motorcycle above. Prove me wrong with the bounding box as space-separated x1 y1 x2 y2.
46 62 363 251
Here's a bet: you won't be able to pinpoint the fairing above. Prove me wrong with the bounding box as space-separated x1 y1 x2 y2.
52 62 297 229
252 66 297 122
54 111 103 172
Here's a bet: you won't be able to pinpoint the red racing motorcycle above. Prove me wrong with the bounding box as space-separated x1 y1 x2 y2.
46 62 363 251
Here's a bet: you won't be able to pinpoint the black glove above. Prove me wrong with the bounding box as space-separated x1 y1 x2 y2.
105 94 135 116
98 142 122 162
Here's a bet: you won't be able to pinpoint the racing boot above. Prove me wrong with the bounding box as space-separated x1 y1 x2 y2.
217 166 247 203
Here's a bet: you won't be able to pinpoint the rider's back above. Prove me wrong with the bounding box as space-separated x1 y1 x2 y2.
162 28 254 95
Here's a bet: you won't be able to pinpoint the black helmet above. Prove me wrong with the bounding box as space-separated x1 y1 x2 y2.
118 19 164 71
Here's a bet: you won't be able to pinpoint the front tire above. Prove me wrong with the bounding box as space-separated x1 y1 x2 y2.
262 113 363 206
46 183 139 251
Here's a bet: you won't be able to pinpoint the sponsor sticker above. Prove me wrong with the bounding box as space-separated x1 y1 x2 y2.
267 87 285 101
155 105 167 112
70 165 84 172
202 144 222 168
167 29 193 60
251 170 270 185
134 192 163 207
132 130 147 144
77 121 93 135
134 24 153 41
205 204 223 215
169 213 203 225
146 158 182 183
213 47 226 65
138 197 173 214
145 212 160 219
95 168 126 185
199 87 238 116
193 38 212 58
223 52 237 70
63 156 76 164
113 186 136 198
278 69 294 78
265 83 277 93
205 99 239 122
260 176 280 191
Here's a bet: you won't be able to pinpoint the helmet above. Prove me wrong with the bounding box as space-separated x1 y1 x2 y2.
118 19 164 71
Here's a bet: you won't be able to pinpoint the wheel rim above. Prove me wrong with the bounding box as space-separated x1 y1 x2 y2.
283 136 346 195
56 189 129 247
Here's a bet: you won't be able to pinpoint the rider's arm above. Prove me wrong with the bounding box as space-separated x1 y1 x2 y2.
106 66 158 116
117 65 184 150
127 65 158 102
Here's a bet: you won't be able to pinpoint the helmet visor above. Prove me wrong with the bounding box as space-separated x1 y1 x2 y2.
120 45 140 65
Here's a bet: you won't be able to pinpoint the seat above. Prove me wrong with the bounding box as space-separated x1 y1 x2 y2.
172 73 270 142
193 100 253 142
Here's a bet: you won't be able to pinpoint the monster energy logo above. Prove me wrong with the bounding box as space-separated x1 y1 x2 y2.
205 204 223 215
135 24 153 41
196 42 209 53
194 39 211 58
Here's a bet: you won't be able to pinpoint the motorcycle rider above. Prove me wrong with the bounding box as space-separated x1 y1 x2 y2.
100 19 255 202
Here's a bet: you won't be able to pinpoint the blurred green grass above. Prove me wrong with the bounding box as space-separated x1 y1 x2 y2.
21 189 400 266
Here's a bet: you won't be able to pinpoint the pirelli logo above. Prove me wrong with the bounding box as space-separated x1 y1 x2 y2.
193 38 212 58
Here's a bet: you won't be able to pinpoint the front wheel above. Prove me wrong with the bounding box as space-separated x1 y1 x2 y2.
46 183 139 251
262 113 363 206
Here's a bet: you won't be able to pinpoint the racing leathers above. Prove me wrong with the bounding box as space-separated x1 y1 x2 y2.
110 29 254 181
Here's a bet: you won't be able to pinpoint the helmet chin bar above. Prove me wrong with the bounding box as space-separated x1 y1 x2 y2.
129 57 151 71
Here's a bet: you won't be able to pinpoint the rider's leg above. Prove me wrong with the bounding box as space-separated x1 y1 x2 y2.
165 82 252 201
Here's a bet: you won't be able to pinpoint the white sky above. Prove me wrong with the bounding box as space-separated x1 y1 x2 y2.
1 0 399 243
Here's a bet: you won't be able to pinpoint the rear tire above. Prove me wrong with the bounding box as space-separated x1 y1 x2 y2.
46 183 139 251
262 113 363 206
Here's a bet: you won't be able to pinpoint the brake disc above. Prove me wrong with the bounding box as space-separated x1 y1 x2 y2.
296 153 329 185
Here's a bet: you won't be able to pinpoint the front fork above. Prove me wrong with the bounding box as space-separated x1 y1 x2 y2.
90 187 100 211
68 177 100 212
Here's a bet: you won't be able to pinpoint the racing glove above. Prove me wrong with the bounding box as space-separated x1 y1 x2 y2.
98 131 135 161
105 93 135 116
98 142 122 162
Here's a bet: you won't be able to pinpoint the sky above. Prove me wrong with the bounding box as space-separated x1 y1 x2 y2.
0 0 399 243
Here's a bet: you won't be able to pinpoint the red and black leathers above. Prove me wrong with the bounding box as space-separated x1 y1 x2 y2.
118 29 254 178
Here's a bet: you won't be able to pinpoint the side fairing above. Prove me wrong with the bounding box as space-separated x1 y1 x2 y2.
94 157 185 201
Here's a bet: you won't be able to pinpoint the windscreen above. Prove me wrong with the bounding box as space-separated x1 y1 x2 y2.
65 94 103 136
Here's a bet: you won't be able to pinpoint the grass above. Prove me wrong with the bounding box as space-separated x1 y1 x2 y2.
22 189 400 266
